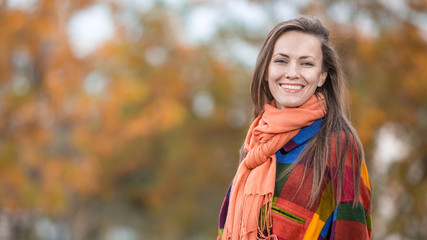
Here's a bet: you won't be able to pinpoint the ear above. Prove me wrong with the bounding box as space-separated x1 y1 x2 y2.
317 71 327 87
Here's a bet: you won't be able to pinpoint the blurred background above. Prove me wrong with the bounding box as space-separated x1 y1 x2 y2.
0 0 426 239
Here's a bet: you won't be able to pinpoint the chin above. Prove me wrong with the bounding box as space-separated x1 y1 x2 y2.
277 101 302 109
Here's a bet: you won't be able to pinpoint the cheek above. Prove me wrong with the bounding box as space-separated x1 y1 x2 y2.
267 66 281 81
303 71 323 84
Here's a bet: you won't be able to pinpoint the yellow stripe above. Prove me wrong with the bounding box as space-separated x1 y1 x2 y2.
361 161 371 191
303 213 325 240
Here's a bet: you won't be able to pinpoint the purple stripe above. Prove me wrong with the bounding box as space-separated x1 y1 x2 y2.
283 140 298 152
219 196 229 229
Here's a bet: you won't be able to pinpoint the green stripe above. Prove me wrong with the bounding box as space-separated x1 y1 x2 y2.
275 163 292 196
336 202 367 224
272 206 306 224
315 182 335 222
366 212 372 230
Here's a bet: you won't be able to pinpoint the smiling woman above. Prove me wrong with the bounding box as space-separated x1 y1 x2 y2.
217 16 372 240
267 31 327 109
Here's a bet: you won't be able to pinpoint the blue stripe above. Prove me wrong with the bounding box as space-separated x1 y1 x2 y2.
333 207 338 221
320 214 333 238
293 119 323 145
275 119 322 164
276 141 308 164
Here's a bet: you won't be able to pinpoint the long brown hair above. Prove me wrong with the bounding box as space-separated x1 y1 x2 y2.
242 16 365 208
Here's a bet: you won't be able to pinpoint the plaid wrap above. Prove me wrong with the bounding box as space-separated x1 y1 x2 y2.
218 119 372 239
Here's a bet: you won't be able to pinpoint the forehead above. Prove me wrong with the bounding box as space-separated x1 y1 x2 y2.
273 31 322 58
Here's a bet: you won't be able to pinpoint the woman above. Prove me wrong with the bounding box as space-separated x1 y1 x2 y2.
218 16 372 240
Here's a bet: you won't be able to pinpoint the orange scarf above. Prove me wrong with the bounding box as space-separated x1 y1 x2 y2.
221 93 326 240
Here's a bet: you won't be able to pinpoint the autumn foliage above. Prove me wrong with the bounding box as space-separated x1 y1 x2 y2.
0 0 426 239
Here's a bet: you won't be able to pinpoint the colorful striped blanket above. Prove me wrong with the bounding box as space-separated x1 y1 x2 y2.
218 119 372 239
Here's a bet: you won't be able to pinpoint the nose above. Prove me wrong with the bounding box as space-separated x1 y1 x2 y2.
285 62 299 79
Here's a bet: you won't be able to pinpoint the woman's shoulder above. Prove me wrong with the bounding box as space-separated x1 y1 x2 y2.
329 128 361 151
328 129 364 169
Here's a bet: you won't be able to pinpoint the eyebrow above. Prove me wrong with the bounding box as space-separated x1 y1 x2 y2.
272 53 317 60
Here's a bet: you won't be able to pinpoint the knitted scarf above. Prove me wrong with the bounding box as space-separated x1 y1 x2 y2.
221 93 326 240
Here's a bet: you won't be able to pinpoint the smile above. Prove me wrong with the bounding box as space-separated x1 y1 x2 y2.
279 84 304 90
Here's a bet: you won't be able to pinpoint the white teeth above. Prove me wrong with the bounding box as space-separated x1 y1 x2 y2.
280 84 303 90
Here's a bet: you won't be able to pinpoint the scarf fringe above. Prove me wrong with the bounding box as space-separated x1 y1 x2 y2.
236 193 277 240
256 195 277 240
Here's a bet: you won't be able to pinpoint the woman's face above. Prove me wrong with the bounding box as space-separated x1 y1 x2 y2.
266 31 327 109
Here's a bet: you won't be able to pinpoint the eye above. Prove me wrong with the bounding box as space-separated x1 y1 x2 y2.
274 59 288 64
301 61 314 66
